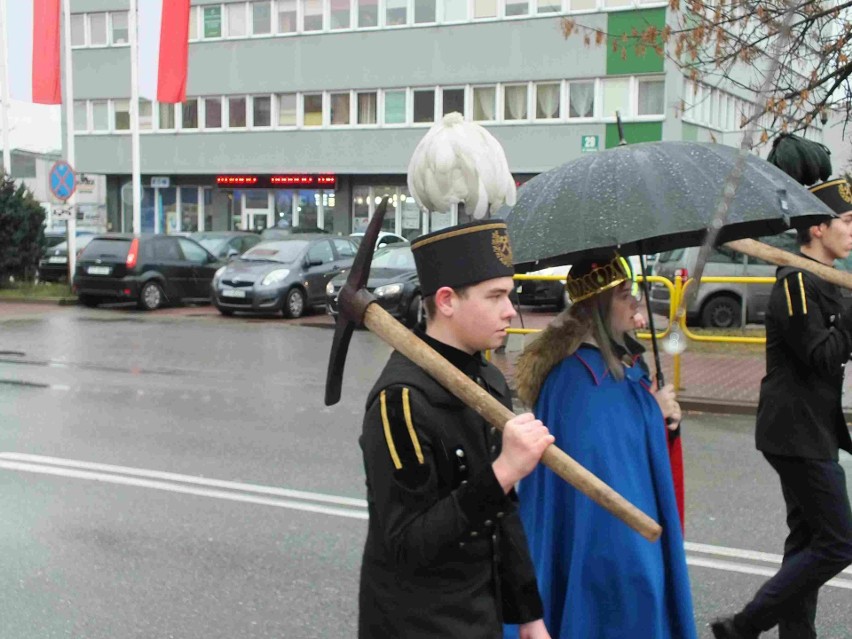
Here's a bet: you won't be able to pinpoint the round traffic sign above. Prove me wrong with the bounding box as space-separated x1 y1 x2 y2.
49 161 77 201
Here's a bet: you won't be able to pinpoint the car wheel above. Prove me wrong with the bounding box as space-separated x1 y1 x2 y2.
78 294 101 308
138 281 165 311
700 295 742 329
405 294 423 328
283 287 306 319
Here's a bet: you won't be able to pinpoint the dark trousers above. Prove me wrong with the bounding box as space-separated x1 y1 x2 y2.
736 454 852 638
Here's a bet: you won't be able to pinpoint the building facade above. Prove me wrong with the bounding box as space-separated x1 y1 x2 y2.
67 0 836 241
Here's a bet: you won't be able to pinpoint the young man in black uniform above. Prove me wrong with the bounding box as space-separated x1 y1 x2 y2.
712 178 852 638
358 220 554 639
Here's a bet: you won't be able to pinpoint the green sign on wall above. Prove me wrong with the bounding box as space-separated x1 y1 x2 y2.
204 7 222 38
581 135 599 153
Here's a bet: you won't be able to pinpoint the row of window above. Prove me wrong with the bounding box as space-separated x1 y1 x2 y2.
70 0 665 47
74 76 665 133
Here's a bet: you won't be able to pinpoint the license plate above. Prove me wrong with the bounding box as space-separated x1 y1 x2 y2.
87 266 111 275
221 289 246 298
48 256 67 264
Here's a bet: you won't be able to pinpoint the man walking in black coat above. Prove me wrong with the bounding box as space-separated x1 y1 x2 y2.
712 177 852 639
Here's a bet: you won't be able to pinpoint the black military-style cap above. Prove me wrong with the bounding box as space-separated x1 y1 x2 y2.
809 178 852 216
410 220 515 297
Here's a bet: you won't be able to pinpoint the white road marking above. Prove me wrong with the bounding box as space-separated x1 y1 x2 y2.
686 557 852 590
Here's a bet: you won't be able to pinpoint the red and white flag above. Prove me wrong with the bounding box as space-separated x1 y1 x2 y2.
138 0 191 103
6 0 62 104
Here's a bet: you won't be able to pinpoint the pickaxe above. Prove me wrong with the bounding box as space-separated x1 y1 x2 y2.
325 197 663 543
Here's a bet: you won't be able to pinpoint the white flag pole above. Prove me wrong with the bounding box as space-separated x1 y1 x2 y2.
0 0 12 176
129 0 141 234
62 0 77 279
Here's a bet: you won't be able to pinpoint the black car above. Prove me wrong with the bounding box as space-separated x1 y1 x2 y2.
211 235 359 318
38 235 96 282
190 231 261 260
73 234 223 310
326 245 422 328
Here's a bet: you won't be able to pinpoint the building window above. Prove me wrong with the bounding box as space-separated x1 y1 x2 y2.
472 86 496 121
73 101 88 131
252 1 272 34
139 99 153 130
568 80 594 118
506 0 529 16
602 77 630 118
89 13 107 45
414 0 436 23
330 92 351 125
357 92 378 124
229 97 247 127
159 103 176 129
253 96 272 127
278 93 297 125
604 0 632 7
358 0 378 27
11 155 37 179
570 0 597 8
386 0 407 26
413 89 435 123
384 90 406 124
278 0 297 32
330 0 351 29
114 99 130 130
304 94 323 126
189 6 199 39
443 0 466 21
180 187 200 233
203 6 223 38
538 0 562 12
92 101 109 130
637 77 665 116
110 12 129 44
442 88 465 118
182 98 199 129
71 14 86 46
473 0 497 19
535 82 561 120
303 0 323 31
204 97 223 128
504 84 528 120
227 3 248 36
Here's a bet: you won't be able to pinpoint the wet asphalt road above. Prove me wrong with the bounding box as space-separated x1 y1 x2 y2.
0 303 850 639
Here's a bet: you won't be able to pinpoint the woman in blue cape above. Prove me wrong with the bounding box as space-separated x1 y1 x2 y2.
505 254 697 639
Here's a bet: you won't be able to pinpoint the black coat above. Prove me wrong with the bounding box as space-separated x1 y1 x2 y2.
756 260 852 460
358 333 543 639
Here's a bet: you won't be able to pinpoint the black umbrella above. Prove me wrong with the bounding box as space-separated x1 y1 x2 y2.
507 140 835 272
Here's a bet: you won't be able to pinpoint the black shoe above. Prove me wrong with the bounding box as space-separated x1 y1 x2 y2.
710 617 758 639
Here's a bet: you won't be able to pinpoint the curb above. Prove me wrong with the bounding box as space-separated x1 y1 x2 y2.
0 296 77 306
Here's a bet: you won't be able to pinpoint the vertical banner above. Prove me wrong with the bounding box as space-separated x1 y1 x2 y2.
138 0 191 103
7 0 61 104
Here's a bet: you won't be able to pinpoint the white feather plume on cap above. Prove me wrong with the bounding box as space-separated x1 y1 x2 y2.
406 112 517 219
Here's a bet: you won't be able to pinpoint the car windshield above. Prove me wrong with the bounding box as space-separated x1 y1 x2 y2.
372 247 415 270
242 241 307 263
657 248 685 263
80 238 130 260
197 238 227 254
50 235 94 252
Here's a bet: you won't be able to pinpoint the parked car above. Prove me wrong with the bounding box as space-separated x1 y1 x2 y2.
38 234 96 282
211 235 359 318
327 245 422 327
260 226 330 241
73 234 222 310
349 231 409 250
44 228 95 250
189 231 261 260
649 232 801 328
516 265 571 309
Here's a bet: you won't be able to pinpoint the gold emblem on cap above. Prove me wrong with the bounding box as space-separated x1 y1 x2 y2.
840 181 852 205
491 230 513 268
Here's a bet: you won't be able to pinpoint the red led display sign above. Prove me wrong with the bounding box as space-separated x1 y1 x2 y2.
215 174 336 188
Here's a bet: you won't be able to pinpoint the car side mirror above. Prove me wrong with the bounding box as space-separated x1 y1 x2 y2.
226 248 239 260
307 258 323 267
377 242 387 248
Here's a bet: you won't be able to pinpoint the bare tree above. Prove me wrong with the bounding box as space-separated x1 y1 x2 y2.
562 0 852 137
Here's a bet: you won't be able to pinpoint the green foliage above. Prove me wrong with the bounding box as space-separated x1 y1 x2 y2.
0 173 46 284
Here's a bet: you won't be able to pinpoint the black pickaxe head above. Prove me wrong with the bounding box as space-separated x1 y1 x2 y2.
324 196 390 405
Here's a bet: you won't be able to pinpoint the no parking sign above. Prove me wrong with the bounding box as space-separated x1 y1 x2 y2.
49 161 77 201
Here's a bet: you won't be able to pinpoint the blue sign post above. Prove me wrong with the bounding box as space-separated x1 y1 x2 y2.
49 161 77 201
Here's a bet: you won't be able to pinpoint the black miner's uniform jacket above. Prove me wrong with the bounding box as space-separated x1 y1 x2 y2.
358 333 543 638
756 260 852 459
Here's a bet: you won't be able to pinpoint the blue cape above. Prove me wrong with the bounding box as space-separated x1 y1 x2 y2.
505 346 696 639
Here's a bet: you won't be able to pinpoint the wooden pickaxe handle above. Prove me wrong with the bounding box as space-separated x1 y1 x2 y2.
363 302 663 543
725 238 852 289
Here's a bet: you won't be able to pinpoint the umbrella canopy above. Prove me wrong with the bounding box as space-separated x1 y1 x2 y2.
507 141 835 271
